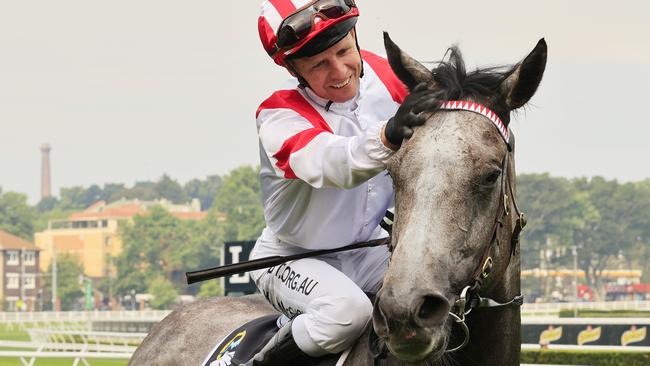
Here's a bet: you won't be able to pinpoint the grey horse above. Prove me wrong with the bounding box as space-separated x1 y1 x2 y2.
129 34 546 366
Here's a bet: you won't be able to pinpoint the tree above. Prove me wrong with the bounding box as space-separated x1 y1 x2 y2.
58 186 90 210
148 277 178 310
33 208 76 233
114 206 219 296
572 177 650 299
155 174 187 204
36 196 59 212
43 254 84 310
100 183 126 202
212 166 265 241
517 174 599 269
109 182 159 202
0 191 36 240
184 175 223 210
197 280 223 298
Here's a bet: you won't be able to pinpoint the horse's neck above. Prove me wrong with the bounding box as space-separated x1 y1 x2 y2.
455 259 522 366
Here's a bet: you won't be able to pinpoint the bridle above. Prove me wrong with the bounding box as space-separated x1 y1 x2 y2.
376 101 528 359
438 101 527 352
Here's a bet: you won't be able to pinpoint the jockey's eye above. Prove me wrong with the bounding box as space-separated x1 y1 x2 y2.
480 169 501 188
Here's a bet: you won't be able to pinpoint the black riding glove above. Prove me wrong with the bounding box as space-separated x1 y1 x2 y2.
384 83 439 146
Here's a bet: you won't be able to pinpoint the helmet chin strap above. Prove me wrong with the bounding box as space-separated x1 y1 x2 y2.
353 27 364 79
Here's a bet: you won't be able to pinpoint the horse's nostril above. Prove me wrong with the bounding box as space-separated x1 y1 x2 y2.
416 294 450 327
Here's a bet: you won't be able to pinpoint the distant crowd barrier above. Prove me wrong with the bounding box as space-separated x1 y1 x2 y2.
0 310 171 324
0 300 647 323
522 300 650 316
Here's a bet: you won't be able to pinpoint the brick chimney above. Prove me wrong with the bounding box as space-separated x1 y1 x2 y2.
40 143 52 199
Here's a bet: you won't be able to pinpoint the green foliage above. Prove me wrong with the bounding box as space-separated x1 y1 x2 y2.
148 276 178 309
58 186 101 210
0 191 36 240
114 206 221 296
154 174 188 203
213 166 264 241
43 254 84 311
32 208 76 233
521 349 650 366
36 196 59 212
518 174 650 300
184 175 223 210
197 280 223 298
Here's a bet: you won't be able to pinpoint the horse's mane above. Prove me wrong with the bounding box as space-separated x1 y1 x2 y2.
425 46 516 123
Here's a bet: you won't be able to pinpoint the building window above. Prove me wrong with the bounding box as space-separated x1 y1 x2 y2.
6 274 19 289
6 251 19 266
23 251 36 266
23 275 35 289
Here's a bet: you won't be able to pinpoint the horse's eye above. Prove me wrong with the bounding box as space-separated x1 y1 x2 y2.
480 170 501 187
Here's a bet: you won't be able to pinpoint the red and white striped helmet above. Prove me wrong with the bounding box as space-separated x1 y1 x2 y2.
258 0 360 66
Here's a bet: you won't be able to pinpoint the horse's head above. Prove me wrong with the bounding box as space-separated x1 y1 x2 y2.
372 34 546 362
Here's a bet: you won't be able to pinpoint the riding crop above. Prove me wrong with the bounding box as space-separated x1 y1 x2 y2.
185 237 389 284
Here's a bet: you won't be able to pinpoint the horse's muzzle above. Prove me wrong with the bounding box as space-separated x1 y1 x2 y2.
372 289 451 361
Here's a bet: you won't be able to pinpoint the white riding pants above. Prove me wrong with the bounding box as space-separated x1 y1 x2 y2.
250 230 390 356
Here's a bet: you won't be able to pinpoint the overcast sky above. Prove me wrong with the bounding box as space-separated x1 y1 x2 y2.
1 0 648 204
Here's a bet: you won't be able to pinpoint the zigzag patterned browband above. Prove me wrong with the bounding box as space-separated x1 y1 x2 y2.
440 101 510 145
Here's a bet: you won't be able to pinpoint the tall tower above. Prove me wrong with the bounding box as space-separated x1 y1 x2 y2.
40 143 52 199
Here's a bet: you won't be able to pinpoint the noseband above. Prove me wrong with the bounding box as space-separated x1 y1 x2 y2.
439 101 526 352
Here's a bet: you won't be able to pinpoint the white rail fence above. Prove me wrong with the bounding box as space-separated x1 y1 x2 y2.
522 300 650 315
0 310 171 324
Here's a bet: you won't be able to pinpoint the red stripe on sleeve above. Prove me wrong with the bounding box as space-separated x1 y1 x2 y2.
269 0 298 18
361 50 408 104
257 89 333 179
273 128 325 179
256 90 333 133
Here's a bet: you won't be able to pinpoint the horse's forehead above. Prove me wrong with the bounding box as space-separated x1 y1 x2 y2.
400 111 503 172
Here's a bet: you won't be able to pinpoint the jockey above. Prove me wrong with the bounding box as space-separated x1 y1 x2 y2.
245 1 435 364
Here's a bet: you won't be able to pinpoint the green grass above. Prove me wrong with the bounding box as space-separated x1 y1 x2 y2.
0 323 30 342
0 323 129 365
522 349 650 366
559 309 650 318
0 358 128 366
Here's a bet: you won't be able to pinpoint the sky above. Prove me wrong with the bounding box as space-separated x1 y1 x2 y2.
1 0 649 204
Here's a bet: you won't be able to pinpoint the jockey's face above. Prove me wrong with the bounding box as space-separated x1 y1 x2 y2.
291 32 361 103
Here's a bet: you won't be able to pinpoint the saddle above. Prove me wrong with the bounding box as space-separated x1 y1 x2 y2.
201 314 344 366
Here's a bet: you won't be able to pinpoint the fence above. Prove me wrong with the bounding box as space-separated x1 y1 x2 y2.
522 300 650 316
0 310 171 324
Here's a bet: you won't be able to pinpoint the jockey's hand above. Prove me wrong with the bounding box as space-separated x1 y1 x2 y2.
384 83 438 146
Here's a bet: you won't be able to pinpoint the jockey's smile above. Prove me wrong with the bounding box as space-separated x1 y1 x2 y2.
290 32 362 103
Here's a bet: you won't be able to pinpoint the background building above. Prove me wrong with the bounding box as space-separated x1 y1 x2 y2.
0 230 40 311
34 198 206 279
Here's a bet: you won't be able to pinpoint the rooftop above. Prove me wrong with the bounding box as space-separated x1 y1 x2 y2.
0 230 39 250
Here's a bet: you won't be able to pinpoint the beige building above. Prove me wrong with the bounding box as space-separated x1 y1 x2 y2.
0 230 40 311
35 198 206 279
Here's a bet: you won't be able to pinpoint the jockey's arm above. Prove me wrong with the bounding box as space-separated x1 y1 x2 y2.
258 109 394 189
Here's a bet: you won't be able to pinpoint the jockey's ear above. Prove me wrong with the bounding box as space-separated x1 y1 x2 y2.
383 32 436 91
501 38 547 110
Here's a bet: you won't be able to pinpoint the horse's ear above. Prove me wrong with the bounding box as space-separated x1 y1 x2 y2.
501 38 547 110
383 32 435 91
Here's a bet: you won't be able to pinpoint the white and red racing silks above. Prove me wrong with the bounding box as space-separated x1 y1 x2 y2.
254 51 407 251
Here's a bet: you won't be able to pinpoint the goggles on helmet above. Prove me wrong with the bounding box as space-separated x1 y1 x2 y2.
274 0 357 55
